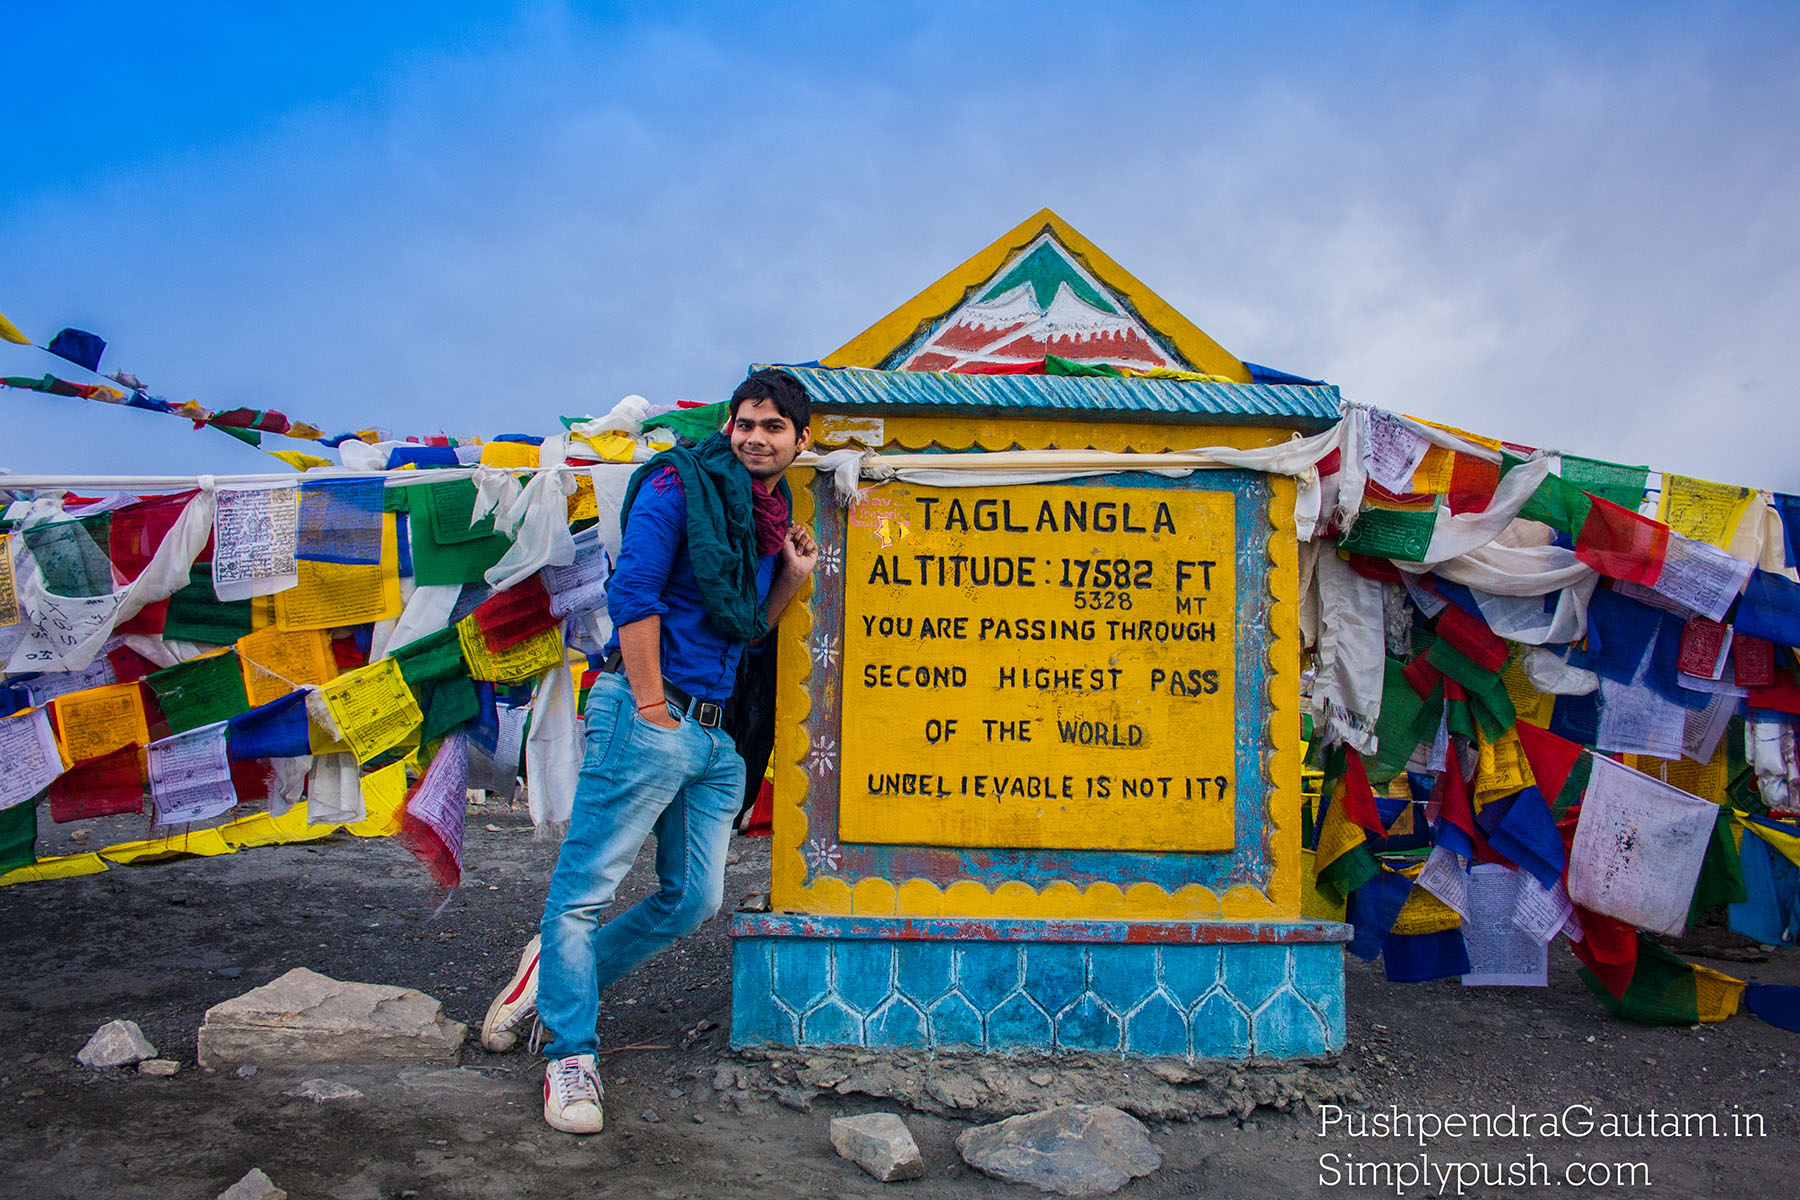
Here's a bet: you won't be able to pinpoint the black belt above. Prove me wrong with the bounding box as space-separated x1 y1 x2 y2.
600 653 725 728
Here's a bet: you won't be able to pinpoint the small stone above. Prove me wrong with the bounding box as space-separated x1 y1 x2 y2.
138 1059 181 1077
236 1065 258 1078
215 967 243 980
19 1088 45 1098
485 824 501 832
831 1113 926 1182
77 1020 157 1068
957 1105 1161 1196
289 1078 364 1103
691 1112 705 1124
69 829 89 842
1028 1071 1055 1087
216 1166 286 1200
641 1107 661 1124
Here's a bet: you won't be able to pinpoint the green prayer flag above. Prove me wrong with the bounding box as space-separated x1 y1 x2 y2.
1337 507 1438 561
24 513 114 598
1370 660 1439 784
391 627 480 743
390 627 467 687
1550 753 1593 821
0 798 37 874
637 402 729 443
1561 454 1650 511
162 564 255 644
1425 638 1505 694
147 651 251 733
410 479 513 586
1044 355 1125 377
1689 807 1747 922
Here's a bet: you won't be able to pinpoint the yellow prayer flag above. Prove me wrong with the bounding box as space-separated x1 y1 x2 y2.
1660 474 1756 548
480 441 540 469
100 827 234 863
0 533 19 627
1412 446 1455 495
1474 725 1536 807
458 616 565 683
268 450 333 471
1499 660 1556 728
1390 877 1462 936
319 657 423 764
1744 818 1800 870
0 853 109 886
0 309 32 346
275 515 402 631
1625 746 1729 806
1409 416 1506 452
52 682 150 763
572 430 640 463
1299 849 1347 921
236 626 337 706
567 474 599 522
220 803 338 849
1693 963 1748 1023
344 760 410 838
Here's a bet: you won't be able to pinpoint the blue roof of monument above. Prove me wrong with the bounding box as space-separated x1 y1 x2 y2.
766 365 1341 427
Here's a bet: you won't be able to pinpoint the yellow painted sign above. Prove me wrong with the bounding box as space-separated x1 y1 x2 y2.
839 483 1238 852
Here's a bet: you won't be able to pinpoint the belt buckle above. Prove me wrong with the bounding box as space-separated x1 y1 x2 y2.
695 701 723 728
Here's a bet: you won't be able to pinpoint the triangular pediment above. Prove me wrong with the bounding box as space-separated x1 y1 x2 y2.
824 209 1250 382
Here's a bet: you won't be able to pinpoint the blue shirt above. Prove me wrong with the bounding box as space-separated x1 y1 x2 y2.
604 466 777 703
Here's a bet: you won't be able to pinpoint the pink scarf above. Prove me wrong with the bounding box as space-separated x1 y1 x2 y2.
752 479 790 557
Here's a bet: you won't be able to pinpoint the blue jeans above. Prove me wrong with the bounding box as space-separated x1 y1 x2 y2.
536 672 745 1059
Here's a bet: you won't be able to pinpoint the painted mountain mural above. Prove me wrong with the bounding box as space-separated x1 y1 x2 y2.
893 234 1188 372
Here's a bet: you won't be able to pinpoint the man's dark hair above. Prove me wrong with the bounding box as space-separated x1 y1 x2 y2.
729 368 810 430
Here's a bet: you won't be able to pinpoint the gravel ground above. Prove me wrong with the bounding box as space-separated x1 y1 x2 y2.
2 799 1797 1198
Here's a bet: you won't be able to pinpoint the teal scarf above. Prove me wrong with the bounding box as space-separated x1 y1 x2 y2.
619 432 791 642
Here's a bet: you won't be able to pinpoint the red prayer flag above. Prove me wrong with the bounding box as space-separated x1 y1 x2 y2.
1434 604 1510 672
1569 906 1639 997
1430 743 1477 843
1575 495 1670 585
1513 720 1585 806
1678 618 1731 677
1446 453 1501 515
1341 750 1387 836
48 745 145 823
472 575 559 652
1735 634 1775 687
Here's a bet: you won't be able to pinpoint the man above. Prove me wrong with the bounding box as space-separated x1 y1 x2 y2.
481 368 816 1134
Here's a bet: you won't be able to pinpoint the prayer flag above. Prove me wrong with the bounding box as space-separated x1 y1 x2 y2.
46 328 105 373
1567 756 1717 935
1578 937 1745 1025
146 650 250 733
1575 496 1669 585
47 744 143 823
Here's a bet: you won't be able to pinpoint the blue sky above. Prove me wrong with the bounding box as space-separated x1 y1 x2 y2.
5 1 1799 490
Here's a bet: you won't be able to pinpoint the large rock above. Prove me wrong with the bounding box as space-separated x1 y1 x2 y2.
217 1167 286 1200
196 968 466 1068
956 1104 1161 1196
830 1112 926 1182
77 1020 157 1068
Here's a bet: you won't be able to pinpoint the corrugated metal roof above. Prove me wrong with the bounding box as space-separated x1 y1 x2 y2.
767 365 1341 425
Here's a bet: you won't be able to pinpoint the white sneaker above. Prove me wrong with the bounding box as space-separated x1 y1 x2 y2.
543 1053 604 1134
481 935 541 1053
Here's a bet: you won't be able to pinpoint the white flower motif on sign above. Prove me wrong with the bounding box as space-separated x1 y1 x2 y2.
804 736 837 777
811 634 839 669
803 837 842 876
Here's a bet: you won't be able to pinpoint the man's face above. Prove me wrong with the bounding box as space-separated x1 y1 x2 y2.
728 396 810 481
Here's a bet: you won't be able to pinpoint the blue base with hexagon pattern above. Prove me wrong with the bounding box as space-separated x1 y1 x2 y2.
728 914 1349 1059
